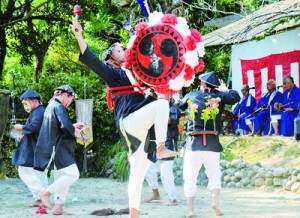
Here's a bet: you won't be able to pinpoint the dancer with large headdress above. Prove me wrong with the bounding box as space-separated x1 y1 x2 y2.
72 10 204 217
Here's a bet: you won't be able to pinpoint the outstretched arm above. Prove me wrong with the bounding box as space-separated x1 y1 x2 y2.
72 22 87 55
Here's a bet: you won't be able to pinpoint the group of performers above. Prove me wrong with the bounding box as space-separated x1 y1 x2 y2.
11 85 83 215
71 18 241 217
232 76 300 137
11 19 239 217
10 12 299 218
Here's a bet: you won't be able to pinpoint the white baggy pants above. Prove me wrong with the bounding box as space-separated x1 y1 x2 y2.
183 150 221 197
123 99 169 210
18 166 48 200
47 164 79 204
145 160 177 201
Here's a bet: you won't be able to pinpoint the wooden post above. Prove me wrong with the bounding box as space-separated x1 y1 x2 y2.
0 90 10 177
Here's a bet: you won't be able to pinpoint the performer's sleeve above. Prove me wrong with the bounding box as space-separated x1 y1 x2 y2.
220 90 241 106
22 109 44 135
54 106 75 138
79 47 122 86
249 97 256 111
255 98 263 110
232 103 239 115
169 105 180 127
296 91 300 110
176 95 189 111
290 88 300 109
271 92 283 110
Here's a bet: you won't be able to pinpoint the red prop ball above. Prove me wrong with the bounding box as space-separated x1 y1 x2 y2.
73 5 82 17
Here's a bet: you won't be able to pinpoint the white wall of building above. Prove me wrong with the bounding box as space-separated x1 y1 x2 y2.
230 27 300 96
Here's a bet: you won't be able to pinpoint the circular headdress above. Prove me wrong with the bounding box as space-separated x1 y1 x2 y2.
124 12 205 94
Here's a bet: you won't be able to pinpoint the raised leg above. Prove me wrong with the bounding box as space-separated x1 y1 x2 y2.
156 143 179 159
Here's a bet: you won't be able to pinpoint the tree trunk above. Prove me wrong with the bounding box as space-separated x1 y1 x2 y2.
0 90 10 177
0 27 7 80
34 53 45 83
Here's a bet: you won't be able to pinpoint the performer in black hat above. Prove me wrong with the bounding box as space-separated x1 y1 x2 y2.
144 93 181 206
34 84 83 215
177 71 240 217
72 22 178 218
11 89 48 207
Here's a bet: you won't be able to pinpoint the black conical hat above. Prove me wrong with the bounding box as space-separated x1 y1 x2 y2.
55 84 76 97
20 89 41 100
198 71 220 87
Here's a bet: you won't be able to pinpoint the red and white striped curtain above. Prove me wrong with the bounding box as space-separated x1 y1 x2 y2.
240 50 300 102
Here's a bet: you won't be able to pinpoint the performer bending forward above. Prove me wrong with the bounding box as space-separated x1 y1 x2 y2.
35 85 82 215
72 22 178 218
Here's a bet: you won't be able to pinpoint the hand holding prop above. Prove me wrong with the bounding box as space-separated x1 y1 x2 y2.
277 102 294 112
76 124 93 147
250 104 268 116
73 5 82 22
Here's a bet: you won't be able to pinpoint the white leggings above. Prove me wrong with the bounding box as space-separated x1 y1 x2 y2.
183 150 221 197
145 160 177 200
123 99 169 210
18 166 48 200
47 164 79 204
271 114 281 123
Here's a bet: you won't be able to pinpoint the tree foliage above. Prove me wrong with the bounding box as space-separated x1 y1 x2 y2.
1 0 295 178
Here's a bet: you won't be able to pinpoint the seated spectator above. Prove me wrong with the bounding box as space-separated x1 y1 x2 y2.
246 80 283 136
294 113 300 140
271 76 300 136
232 85 256 134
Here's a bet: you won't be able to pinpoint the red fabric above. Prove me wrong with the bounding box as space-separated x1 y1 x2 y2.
240 50 300 102
35 205 48 214
106 86 145 110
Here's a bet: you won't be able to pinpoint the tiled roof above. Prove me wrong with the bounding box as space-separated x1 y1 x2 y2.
202 0 300 47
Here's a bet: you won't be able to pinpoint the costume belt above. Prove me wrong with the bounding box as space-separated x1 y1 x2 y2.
188 131 218 146
106 85 145 110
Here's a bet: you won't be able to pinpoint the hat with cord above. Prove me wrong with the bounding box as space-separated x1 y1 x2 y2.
102 43 117 61
54 85 77 98
198 71 221 87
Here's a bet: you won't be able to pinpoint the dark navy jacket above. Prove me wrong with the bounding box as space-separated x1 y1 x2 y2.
163 103 181 160
79 47 156 153
148 102 181 162
34 99 76 171
12 105 45 167
79 47 155 129
177 90 240 152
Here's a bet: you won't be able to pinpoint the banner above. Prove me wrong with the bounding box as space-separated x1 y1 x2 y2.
240 50 300 101
137 0 151 17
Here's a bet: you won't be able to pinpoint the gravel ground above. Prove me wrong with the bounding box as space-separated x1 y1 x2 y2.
0 177 300 218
